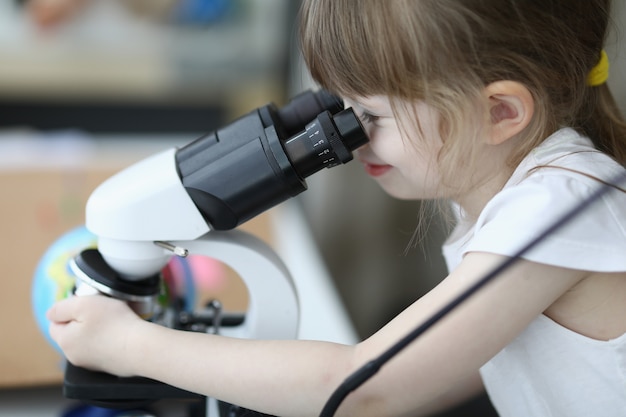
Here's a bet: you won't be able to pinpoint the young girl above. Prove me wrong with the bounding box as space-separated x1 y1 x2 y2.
47 1 626 416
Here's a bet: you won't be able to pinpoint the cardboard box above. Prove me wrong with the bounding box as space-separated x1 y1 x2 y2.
0 133 271 388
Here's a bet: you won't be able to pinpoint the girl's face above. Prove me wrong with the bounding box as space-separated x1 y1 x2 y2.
346 96 444 200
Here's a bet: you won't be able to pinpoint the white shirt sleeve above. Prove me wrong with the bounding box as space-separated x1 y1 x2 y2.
464 171 626 272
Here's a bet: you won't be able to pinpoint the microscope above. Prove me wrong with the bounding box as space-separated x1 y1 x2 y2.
61 89 368 416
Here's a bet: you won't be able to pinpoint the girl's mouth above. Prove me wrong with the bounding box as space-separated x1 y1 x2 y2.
362 162 392 177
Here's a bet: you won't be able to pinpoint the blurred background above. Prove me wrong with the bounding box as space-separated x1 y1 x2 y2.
0 1 624 416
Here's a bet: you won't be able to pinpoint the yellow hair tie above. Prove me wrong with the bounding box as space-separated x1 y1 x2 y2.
587 50 610 87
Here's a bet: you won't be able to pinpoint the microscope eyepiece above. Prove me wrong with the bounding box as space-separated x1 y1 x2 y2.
276 89 344 137
284 108 367 178
175 89 369 230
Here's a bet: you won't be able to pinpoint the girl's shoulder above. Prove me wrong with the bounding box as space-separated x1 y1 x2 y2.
444 127 626 273
515 127 623 186
465 128 626 272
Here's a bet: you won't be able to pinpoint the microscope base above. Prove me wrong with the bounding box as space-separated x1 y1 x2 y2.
64 362 203 409
65 364 278 416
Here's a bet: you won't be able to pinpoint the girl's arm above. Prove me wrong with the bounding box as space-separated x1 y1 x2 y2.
48 252 586 417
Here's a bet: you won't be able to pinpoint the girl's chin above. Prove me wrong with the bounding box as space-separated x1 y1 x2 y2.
375 179 425 200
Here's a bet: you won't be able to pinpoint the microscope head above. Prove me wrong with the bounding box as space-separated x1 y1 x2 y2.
72 89 367 317
84 148 209 280
69 146 210 316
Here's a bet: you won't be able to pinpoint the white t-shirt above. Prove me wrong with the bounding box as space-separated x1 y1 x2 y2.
442 128 626 416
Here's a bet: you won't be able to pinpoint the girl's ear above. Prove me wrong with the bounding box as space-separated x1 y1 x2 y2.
483 81 534 145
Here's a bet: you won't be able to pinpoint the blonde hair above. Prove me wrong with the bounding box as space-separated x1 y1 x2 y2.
299 0 626 196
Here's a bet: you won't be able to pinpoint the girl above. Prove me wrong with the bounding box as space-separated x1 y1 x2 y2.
48 1 626 416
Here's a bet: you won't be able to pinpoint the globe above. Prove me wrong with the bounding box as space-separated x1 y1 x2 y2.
32 226 97 352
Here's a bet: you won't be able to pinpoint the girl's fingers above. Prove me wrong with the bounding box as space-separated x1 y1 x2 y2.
46 296 78 323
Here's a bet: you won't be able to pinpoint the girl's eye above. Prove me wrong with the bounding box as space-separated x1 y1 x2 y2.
359 112 380 124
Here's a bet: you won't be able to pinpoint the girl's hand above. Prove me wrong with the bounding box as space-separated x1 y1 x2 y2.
47 294 144 377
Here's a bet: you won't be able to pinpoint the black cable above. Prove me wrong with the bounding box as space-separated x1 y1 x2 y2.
319 171 626 417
